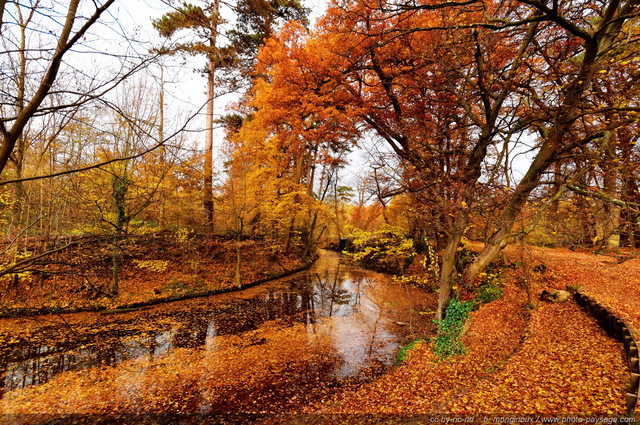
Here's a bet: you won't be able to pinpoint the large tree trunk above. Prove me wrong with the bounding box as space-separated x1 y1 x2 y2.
435 211 466 320
603 134 621 250
466 137 560 283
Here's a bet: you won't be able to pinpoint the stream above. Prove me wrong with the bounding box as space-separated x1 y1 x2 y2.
0 250 436 419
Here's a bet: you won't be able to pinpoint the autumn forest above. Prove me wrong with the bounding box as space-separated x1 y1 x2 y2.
1 0 640 422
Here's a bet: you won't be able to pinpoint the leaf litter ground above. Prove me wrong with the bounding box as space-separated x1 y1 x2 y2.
312 244 631 420
0 245 636 422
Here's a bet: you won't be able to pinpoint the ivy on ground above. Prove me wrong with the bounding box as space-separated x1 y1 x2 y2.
433 299 473 358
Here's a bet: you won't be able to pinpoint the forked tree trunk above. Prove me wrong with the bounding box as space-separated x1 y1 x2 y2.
464 9 620 282
465 137 560 284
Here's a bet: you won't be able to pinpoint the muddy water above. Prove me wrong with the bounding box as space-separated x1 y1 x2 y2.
0 250 436 416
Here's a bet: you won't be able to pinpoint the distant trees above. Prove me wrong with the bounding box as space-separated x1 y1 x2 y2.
0 0 316 297
0 1 200 293
78 80 177 296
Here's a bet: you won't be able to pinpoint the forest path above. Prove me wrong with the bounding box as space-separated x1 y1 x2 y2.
513 245 640 340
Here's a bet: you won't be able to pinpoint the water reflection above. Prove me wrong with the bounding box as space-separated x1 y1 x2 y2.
0 251 433 398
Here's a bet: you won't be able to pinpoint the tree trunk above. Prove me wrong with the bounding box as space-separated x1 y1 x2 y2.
235 235 242 289
10 8 29 230
203 0 220 235
111 175 128 297
436 211 466 320
235 216 243 289
111 241 122 297
284 216 295 251
465 14 613 282
603 134 621 250
466 138 560 283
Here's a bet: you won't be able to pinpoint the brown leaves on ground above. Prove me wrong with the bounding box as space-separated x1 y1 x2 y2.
318 255 628 417
0 319 341 422
0 235 306 315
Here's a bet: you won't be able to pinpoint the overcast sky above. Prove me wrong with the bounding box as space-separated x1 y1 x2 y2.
113 0 328 137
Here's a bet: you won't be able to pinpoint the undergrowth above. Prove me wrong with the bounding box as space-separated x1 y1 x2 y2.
433 299 473 358
433 264 506 358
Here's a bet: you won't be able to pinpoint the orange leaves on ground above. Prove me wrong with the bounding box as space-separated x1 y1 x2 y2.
1 245 633 419
319 259 628 417
445 302 627 415
0 320 339 420
320 282 529 415
526 246 640 342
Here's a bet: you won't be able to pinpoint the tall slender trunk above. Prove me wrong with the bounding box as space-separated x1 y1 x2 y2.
203 0 220 235
235 223 242 289
10 6 28 230
111 175 128 297
158 66 166 227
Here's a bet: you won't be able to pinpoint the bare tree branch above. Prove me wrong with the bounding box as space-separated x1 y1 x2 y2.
0 0 117 175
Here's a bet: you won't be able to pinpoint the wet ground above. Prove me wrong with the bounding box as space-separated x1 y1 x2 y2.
0 250 436 421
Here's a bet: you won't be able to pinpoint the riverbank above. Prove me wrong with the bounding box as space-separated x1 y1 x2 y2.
0 235 312 318
0 244 634 420
310 244 632 419
0 250 436 423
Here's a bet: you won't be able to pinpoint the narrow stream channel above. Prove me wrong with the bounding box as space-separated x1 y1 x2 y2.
0 250 436 419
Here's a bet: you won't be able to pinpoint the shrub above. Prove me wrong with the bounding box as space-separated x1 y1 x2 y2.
343 224 416 274
470 267 504 309
474 282 504 306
